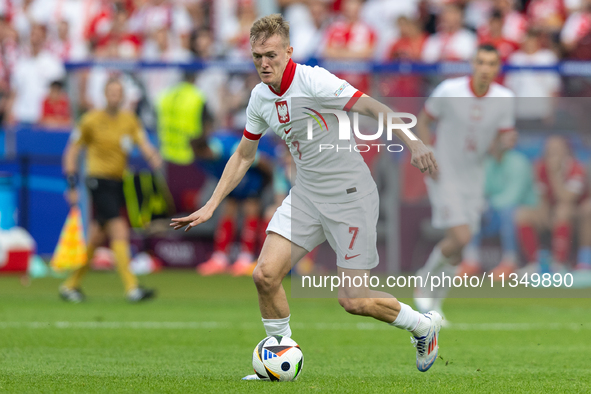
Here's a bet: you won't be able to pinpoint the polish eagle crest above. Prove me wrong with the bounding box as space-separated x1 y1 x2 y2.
275 100 290 124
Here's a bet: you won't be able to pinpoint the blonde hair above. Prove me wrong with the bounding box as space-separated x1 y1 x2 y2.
250 14 290 47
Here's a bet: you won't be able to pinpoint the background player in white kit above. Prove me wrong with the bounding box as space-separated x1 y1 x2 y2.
171 14 443 376
414 44 517 320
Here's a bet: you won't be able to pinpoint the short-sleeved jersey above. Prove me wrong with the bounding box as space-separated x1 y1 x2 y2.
535 158 588 205
71 109 146 180
424 76 515 195
244 59 375 203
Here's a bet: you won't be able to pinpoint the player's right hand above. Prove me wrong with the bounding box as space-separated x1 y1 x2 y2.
65 189 79 206
409 140 438 177
170 203 215 232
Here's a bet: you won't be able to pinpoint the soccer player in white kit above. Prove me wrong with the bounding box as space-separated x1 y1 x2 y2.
413 44 517 319
171 14 442 376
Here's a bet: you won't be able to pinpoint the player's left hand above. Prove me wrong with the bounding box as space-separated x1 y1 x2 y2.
409 140 438 176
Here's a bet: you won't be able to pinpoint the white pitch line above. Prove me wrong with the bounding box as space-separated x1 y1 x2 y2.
0 321 588 331
448 322 589 331
0 322 230 330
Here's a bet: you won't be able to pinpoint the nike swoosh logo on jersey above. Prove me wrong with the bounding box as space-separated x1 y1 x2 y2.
344 254 360 260
284 127 292 135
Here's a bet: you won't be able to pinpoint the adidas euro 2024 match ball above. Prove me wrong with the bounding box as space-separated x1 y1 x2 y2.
252 335 304 381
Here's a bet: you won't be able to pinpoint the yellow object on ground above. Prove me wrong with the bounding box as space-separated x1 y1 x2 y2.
50 207 87 272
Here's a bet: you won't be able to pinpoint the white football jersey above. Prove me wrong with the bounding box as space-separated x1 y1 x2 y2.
424 76 515 195
244 59 376 203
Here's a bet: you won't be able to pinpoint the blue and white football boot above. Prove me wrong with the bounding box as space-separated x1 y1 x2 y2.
411 311 443 372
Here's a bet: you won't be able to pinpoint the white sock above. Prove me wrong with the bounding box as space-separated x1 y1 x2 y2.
390 302 429 336
433 262 457 300
421 246 451 274
262 315 292 338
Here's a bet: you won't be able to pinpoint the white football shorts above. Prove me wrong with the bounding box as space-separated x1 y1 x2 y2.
267 188 380 270
425 177 484 234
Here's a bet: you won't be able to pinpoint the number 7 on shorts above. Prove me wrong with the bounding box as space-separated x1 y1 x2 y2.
348 227 359 250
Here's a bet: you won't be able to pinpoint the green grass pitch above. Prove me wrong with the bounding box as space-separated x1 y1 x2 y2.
0 271 590 393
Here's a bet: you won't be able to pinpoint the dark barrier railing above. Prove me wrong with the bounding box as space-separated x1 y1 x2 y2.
63 59 591 76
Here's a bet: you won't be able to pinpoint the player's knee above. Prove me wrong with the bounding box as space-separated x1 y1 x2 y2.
88 227 104 246
458 233 471 249
452 229 471 249
338 297 368 316
252 264 281 294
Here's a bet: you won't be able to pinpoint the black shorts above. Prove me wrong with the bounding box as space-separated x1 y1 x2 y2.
86 177 125 226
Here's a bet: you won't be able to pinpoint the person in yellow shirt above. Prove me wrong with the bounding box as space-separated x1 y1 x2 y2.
157 71 211 212
60 78 162 302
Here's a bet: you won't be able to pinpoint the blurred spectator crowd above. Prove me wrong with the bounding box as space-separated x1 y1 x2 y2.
1 0 591 126
0 0 588 278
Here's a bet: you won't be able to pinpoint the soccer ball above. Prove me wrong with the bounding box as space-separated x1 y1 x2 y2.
252 335 303 381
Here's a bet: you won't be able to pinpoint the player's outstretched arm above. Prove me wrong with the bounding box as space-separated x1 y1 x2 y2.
351 94 438 175
170 136 259 232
